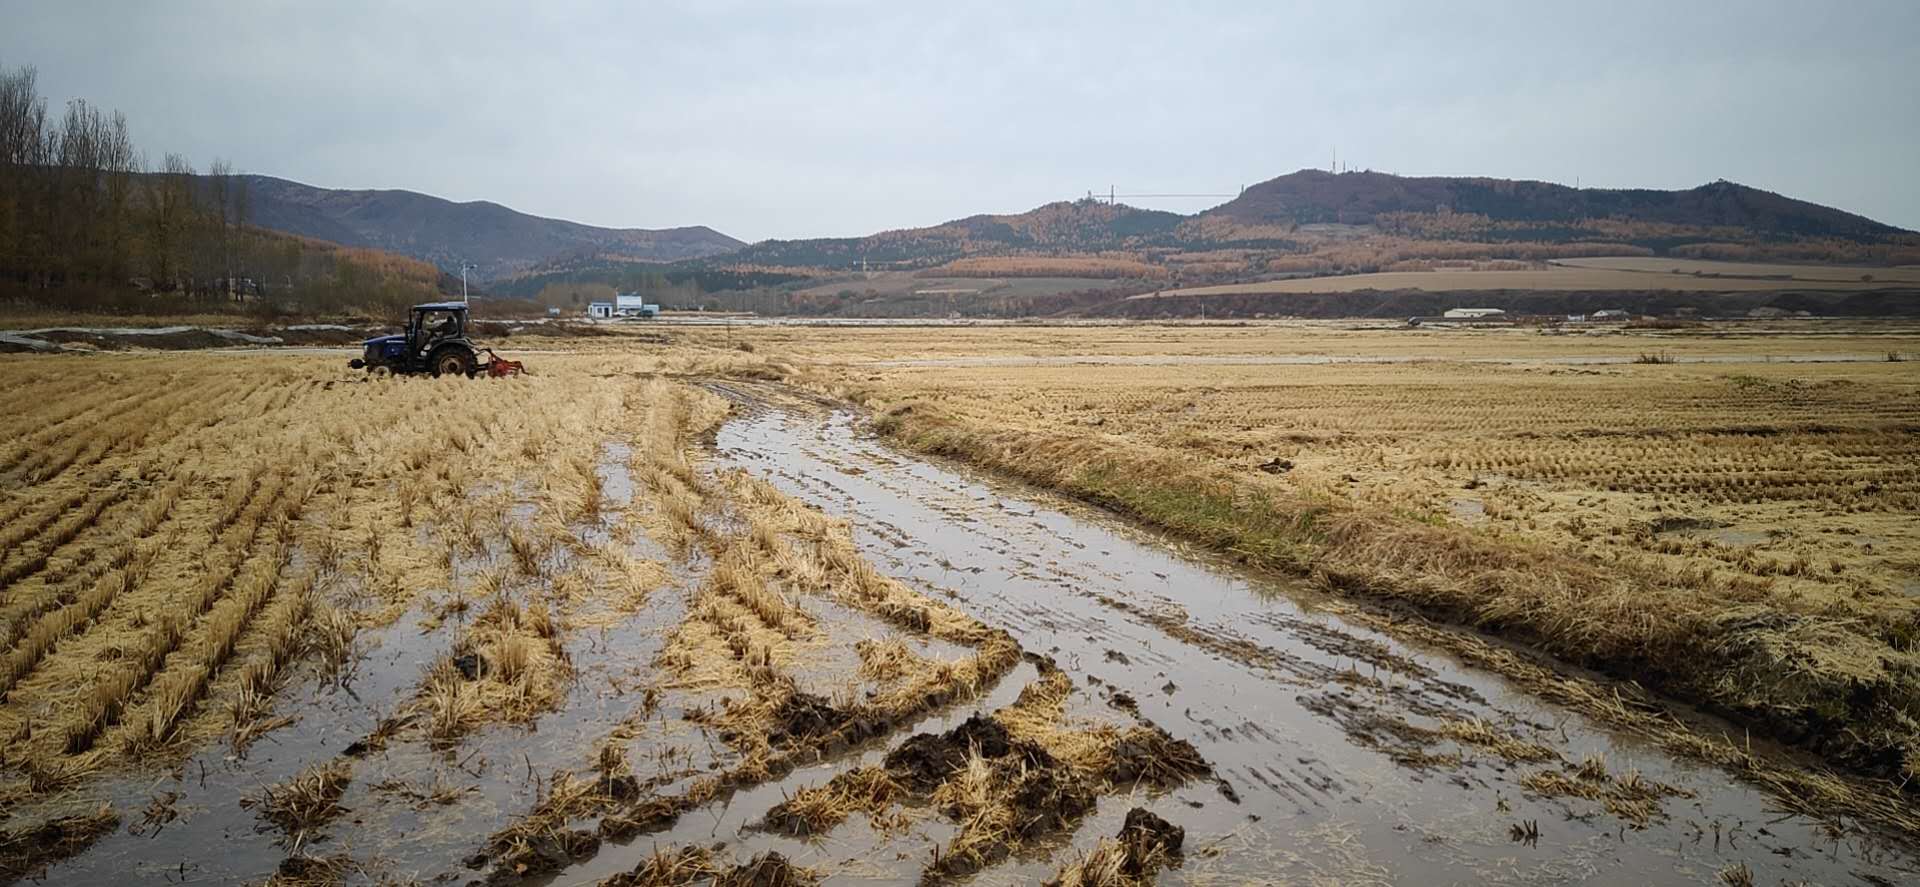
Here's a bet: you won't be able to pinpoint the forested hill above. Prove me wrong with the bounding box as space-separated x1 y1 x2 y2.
234 175 744 280
715 200 1191 269
704 172 1913 273
1205 170 1909 241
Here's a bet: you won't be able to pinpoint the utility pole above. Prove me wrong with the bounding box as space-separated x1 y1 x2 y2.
1109 184 1115 205
460 262 476 305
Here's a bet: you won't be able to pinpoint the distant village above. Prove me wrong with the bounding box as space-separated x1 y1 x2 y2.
584 292 661 319
1410 307 1636 327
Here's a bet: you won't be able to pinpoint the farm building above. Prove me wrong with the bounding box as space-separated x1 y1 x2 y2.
1592 309 1632 321
586 301 614 318
1442 307 1506 319
615 293 661 317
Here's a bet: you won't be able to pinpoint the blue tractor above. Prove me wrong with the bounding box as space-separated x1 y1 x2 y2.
348 302 524 378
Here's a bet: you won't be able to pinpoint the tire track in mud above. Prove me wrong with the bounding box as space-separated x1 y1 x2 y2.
712 394 1920 887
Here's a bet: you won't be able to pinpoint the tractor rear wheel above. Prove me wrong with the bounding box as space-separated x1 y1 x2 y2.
430 347 476 378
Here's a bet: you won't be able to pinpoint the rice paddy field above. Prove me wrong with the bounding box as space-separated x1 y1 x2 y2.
2 319 1919 886
1154 260 1920 296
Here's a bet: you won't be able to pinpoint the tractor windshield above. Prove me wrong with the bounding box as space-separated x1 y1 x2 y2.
411 308 463 349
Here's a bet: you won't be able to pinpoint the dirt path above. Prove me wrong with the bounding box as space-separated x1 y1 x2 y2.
709 391 1920 885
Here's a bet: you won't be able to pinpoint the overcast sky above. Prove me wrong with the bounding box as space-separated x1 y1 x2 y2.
6 1 1917 241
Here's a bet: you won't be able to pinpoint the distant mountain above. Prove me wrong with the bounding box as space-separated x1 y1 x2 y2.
722 200 1190 269
232 175 744 279
1205 170 1909 240
709 172 1910 274
266 167 1913 307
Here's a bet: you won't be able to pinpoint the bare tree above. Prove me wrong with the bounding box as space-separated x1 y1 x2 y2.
147 153 196 291
0 65 52 289
207 158 232 297
2 61 436 313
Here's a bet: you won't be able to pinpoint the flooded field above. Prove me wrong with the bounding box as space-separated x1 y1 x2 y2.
2 343 1917 886
710 389 1920 885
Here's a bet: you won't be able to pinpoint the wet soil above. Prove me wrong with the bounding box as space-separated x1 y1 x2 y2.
709 390 1920 885
11 386 1920 885
6 444 696 884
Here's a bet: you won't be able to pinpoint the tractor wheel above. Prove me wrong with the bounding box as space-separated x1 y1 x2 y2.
430 347 476 378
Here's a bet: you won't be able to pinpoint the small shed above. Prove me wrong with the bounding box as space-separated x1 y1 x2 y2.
587 301 614 319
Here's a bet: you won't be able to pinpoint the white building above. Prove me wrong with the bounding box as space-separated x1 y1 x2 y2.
1442 307 1507 319
587 301 614 319
615 293 661 317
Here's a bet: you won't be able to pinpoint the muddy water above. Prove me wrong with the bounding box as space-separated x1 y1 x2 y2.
713 400 1920 886
22 443 699 885
18 403 1918 886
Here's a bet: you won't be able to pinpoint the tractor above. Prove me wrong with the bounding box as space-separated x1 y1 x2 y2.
348 302 524 378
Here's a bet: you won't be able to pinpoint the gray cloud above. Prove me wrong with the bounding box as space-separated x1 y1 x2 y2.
6 0 1916 240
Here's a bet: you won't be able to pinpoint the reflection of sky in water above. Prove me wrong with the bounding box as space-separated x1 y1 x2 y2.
711 404 1920 886
26 408 1916 886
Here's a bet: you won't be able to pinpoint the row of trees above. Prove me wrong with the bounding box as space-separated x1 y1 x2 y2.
0 63 443 314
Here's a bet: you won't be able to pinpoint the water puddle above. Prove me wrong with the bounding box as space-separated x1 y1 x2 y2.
17 403 1916 885
711 399 1920 885
20 437 694 884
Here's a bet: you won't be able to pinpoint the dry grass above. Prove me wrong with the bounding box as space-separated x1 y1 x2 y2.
1158 262 1916 295
1519 754 1692 827
463 373 1030 880
0 353 660 804
0 804 118 883
1046 808 1186 887
862 667 1211 882
1432 717 1557 763
818 345 1920 797
10 326 1915 880
600 847 819 887
683 317 1920 364
762 766 907 836
601 846 720 886
855 637 917 682
246 759 353 844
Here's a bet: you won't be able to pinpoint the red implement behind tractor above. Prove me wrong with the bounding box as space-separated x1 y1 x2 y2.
480 349 527 377
349 303 529 378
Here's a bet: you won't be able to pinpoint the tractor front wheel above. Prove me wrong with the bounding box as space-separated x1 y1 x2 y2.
430 347 476 378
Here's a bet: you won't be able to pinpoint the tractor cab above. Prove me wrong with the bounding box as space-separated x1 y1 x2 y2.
406 303 468 357
350 301 521 378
